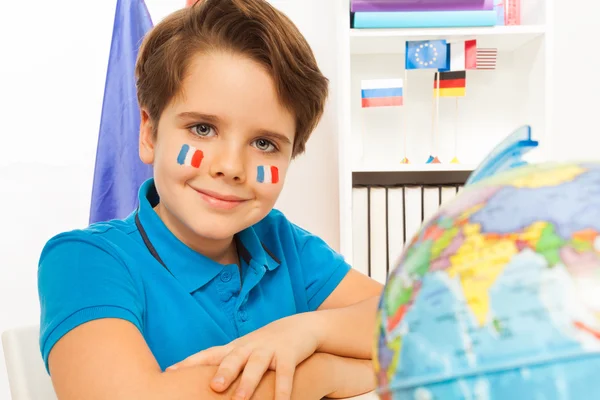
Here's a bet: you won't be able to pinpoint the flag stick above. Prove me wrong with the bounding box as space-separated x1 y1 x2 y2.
403 69 407 160
427 72 439 164
430 76 435 157
435 72 440 157
453 97 459 163
360 107 366 161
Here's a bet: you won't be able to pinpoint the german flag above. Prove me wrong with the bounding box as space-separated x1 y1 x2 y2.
433 71 466 97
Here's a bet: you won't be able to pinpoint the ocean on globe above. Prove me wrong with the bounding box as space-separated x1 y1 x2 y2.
374 162 600 400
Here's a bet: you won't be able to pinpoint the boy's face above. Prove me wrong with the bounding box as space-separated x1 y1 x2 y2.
139 51 295 243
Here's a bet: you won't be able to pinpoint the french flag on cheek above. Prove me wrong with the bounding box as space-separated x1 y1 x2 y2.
257 165 279 184
177 144 203 168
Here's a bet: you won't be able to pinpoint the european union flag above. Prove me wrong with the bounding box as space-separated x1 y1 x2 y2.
405 40 448 70
89 0 153 224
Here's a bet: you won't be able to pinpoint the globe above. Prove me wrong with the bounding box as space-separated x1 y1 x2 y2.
374 161 600 399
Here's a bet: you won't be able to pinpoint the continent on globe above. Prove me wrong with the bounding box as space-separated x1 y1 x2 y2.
375 160 600 400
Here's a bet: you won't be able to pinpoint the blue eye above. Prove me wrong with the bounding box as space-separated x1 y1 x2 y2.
253 138 277 153
191 124 215 137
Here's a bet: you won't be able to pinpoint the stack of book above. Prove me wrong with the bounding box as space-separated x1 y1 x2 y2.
352 184 464 283
351 0 501 29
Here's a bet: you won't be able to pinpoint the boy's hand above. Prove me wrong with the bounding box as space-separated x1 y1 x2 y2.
167 312 322 400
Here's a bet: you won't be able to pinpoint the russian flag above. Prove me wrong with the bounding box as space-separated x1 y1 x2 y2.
177 144 204 168
257 165 279 184
361 79 404 108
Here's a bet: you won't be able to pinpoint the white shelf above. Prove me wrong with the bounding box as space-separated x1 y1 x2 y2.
353 162 477 173
336 0 552 263
350 24 546 55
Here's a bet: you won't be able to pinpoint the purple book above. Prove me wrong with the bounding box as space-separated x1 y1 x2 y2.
351 0 493 12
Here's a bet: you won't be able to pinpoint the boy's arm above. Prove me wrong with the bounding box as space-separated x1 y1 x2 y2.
318 269 384 311
47 318 337 400
316 269 384 360
319 356 377 399
165 354 376 400
315 295 381 360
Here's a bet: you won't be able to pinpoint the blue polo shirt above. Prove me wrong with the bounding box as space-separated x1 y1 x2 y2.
38 178 350 372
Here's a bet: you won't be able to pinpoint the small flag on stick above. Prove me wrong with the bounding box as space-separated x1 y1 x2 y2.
361 79 404 108
476 48 498 70
441 40 477 72
406 40 448 70
434 71 466 98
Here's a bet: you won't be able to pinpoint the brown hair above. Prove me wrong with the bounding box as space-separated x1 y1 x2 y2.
135 0 329 157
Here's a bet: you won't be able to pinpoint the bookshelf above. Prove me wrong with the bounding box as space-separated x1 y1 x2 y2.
353 162 477 173
335 0 554 269
350 25 547 54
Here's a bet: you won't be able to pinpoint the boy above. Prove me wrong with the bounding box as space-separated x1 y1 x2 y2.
38 0 383 399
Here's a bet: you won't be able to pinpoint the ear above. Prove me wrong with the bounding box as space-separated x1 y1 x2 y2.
139 108 155 165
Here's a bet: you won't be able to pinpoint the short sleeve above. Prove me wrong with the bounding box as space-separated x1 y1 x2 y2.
293 226 351 311
38 232 144 372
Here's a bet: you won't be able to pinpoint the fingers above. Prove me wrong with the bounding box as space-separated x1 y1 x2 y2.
232 349 273 400
210 346 253 393
274 359 295 400
167 345 231 370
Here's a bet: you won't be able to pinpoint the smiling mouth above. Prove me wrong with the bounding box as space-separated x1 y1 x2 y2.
192 187 249 210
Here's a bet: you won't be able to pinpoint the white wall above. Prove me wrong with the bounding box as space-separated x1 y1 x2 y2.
550 1 600 162
0 0 342 398
1 1 114 398
267 0 341 250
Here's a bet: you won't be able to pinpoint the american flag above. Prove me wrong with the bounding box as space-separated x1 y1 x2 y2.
476 48 498 70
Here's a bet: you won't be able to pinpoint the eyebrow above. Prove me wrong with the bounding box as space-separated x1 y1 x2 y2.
176 111 221 124
177 111 293 145
259 130 293 146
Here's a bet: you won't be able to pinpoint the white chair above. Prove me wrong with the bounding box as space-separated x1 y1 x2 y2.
2 325 57 400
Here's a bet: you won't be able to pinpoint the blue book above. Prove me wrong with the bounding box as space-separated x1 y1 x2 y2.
353 10 497 29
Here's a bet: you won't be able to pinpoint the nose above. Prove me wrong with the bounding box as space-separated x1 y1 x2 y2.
208 142 246 184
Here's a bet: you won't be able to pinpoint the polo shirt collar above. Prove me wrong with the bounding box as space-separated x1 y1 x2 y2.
237 222 281 273
136 179 280 293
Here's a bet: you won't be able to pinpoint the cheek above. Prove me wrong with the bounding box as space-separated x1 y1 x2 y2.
255 165 281 184
176 144 204 169
155 143 203 183
253 164 286 199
